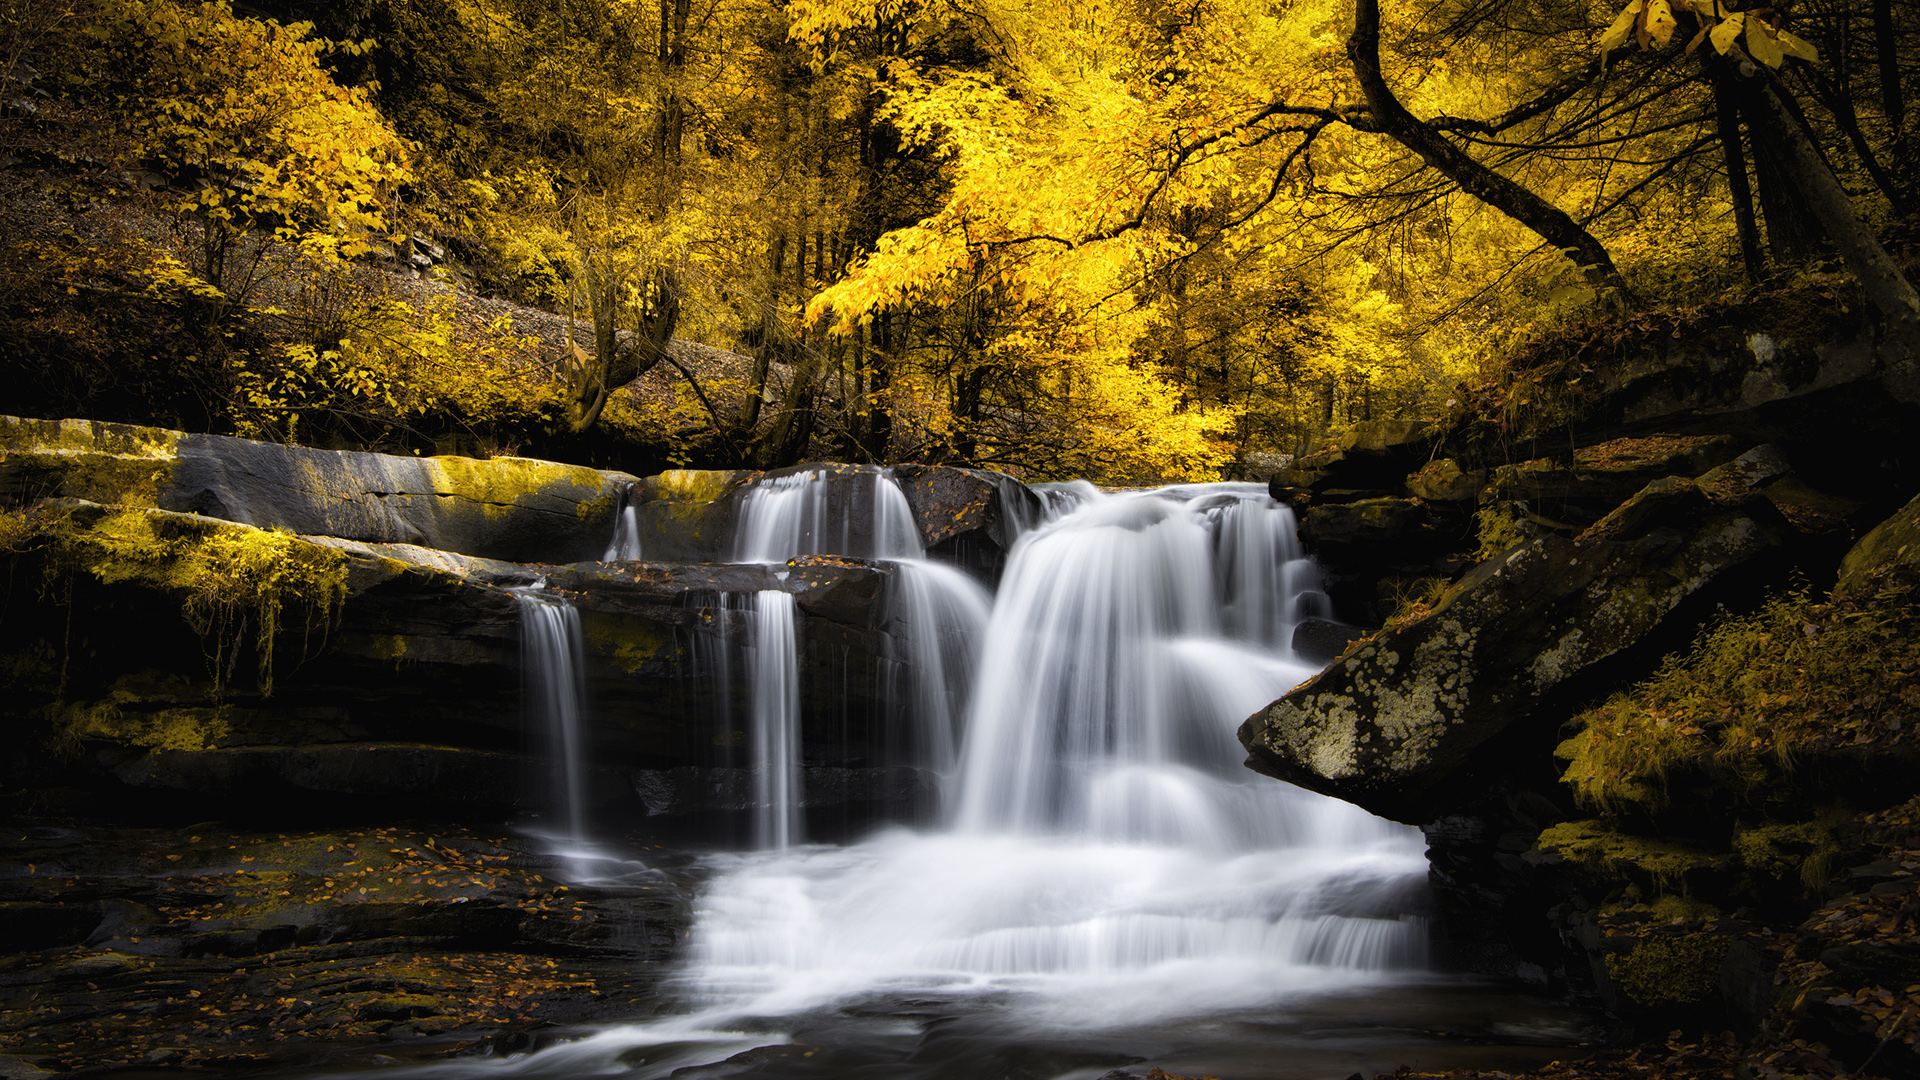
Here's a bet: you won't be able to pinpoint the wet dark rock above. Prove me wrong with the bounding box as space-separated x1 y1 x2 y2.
1290 618 1368 665
894 463 1043 581
1274 420 1435 496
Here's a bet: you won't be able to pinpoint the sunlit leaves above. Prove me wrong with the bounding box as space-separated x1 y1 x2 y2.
1598 0 1818 69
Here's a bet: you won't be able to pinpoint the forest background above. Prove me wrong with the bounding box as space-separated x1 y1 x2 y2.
0 0 1912 483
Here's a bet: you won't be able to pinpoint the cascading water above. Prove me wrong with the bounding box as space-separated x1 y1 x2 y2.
512 585 590 845
748 590 802 850
368 478 1460 1080
605 481 643 561
679 484 1426 1036
731 467 923 563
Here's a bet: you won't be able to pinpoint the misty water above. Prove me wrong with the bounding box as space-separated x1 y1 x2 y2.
335 471 1587 1080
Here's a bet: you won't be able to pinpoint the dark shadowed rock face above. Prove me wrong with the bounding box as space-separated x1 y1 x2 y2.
892 464 1043 580
1240 482 1792 824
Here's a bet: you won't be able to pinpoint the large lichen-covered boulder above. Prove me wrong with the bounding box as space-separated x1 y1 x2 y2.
1 415 633 562
1239 480 1793 823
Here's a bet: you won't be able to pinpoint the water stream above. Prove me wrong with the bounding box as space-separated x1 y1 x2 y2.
370 474 1577 1080
512 585 591 847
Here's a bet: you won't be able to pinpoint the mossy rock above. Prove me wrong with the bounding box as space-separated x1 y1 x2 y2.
1837 491 1920 593
1605 931 1732 1008
1241 484 1792 823
4 415 636 563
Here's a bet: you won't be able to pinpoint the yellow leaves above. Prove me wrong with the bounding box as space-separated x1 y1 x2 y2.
1597 0 1642 66
1707 12 1745 55
1744 16 1784 67
1600 0 1817 68
1643 0 1678 47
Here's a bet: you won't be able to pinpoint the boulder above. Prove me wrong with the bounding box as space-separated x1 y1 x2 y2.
1406 458 1485 503
630 468 754 562
1240 481 1794 823
1298 496 1433 549
1291 617 1369 664
1481 435 1743 530
1276 419 1436 495
1836 490 1920 592
893 463 1044 578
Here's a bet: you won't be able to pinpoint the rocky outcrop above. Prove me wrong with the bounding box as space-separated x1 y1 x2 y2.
1242 481 1792 823
894 463 1044 579
1 415 634 563
0 425 1048 830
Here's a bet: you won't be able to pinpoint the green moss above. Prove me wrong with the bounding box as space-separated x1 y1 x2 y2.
50 700 231 753
1601 893 1724 924
1733 813 1845 889
1605 933 1730 1007
365 634 410 661
426 455 609 518
1558 574 1920 813
1534 820 1715 886
1473 502 1529 561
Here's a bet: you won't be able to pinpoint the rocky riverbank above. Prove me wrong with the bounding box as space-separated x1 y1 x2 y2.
1243 291 1920 1076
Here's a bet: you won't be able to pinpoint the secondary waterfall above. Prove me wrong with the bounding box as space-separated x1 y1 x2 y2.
513 585 590 844
604 481 643 561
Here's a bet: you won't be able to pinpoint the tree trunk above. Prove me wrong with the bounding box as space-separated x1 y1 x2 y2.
1348 0 1626 298
1710 67 1765 281
1734 46 1920 393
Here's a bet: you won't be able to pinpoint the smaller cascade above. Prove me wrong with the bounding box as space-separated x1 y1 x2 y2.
512 584 590 843
603 482 643 561
1204 490 1314 649
882 561 993 794
731 467 923 563
748 590 802 849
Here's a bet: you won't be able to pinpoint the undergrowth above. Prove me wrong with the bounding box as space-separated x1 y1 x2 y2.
1557 568 1920 814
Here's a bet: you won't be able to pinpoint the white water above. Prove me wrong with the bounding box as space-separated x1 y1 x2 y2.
730 467 923 563
605 482 643 561
512 586 590 845
748 590 802 850
681 483 1426 1037
407 478 1432 1079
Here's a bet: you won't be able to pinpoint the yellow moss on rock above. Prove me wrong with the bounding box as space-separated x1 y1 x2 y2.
36 504 349 696
51 700 231 753
1605 933 1731 1007
1534 819 1716 885
426 455 609 517
581 612 669 675
649 469 742 504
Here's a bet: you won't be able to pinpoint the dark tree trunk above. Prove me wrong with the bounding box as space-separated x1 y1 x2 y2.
1710 67 1765 282
1348 0 1626 298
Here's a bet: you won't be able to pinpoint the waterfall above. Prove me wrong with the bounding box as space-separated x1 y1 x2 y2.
355 478 1439 1080
604 482 642 561
513 585 590 843
676 481 1428 1024
747 590 801 850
